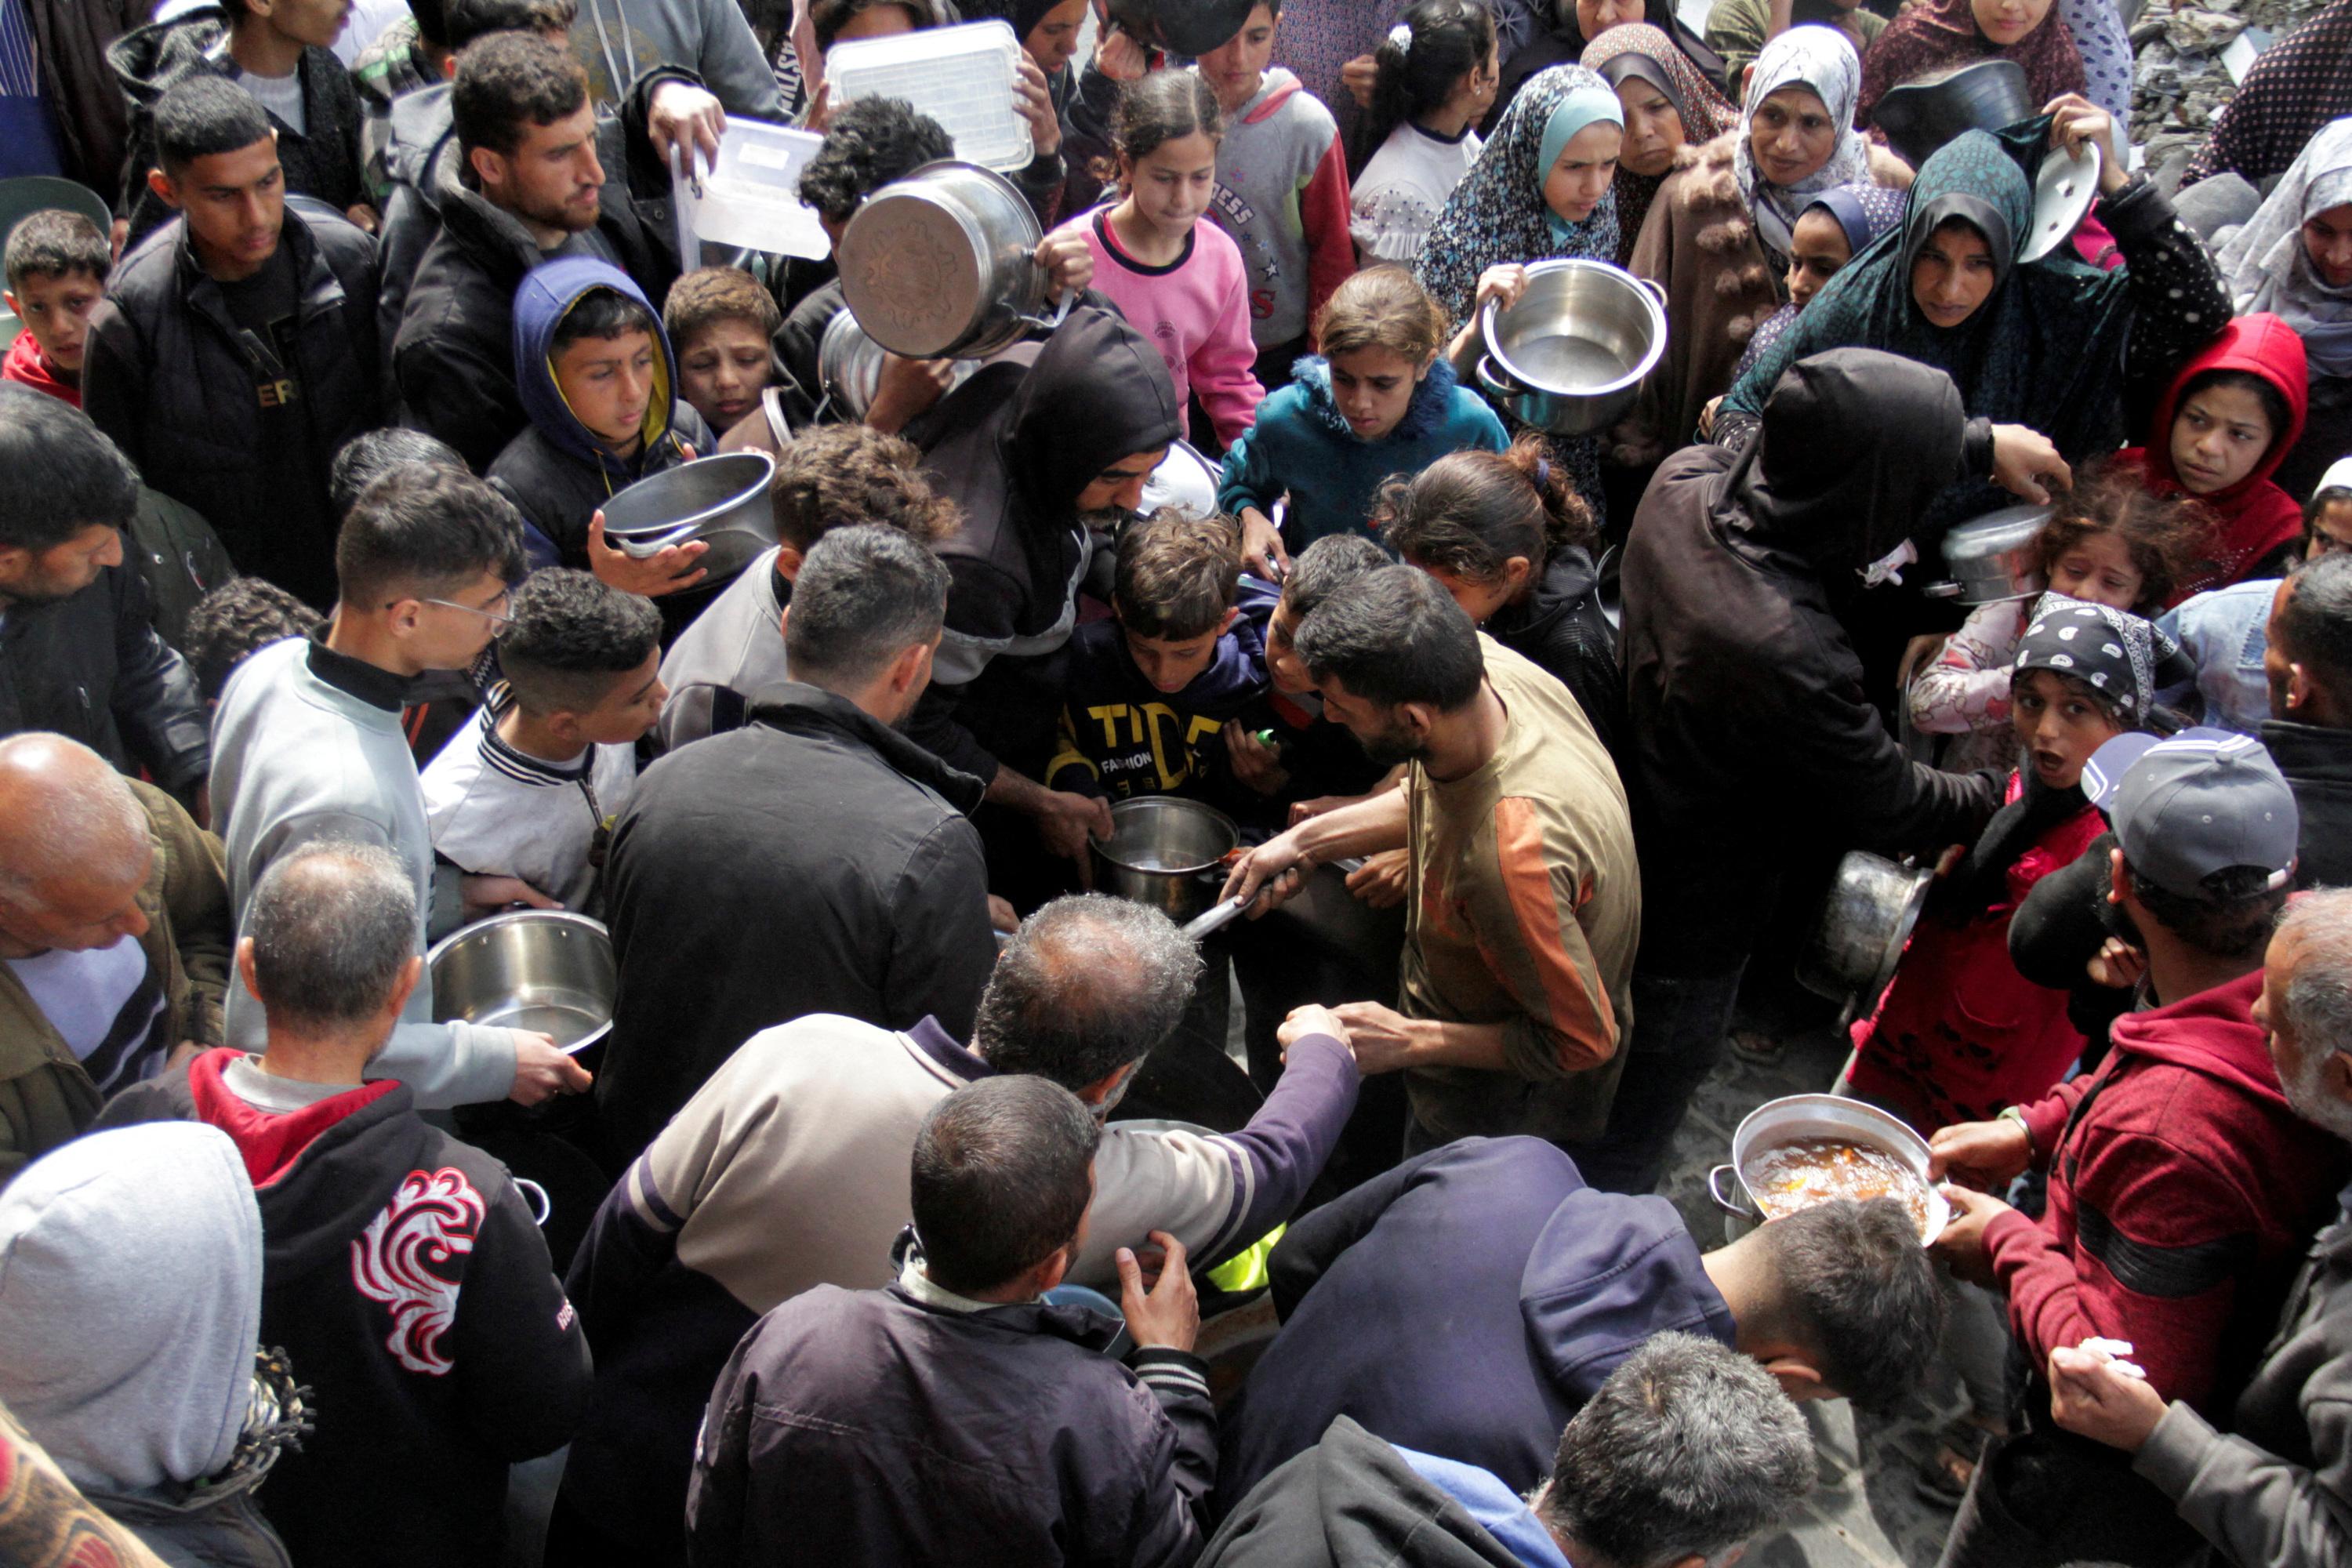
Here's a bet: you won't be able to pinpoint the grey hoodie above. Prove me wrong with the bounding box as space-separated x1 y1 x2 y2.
572 0 782 120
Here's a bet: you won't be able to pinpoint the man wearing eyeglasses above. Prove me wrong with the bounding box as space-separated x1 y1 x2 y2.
207 463 590 1110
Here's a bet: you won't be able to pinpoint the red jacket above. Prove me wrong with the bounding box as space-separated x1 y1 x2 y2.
1986 967 2350 1416
1 328 79 408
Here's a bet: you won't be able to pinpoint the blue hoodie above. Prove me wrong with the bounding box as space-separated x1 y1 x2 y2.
1217 356 1507 552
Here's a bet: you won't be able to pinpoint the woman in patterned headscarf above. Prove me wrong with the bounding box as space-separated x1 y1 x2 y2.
1722 183 1906 390
1581 23 1736 262
1854 0 2086 131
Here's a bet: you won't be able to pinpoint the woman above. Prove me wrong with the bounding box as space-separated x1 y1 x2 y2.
1856 0 2085 130
1731 183 1907 382
1580 22 1736 264
1617 26 1902 464
2216 117 2352 502
1483 0 1726 139
1719 106 2227 526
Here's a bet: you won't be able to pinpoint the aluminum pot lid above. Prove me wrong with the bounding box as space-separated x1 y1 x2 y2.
2023 139 2102 263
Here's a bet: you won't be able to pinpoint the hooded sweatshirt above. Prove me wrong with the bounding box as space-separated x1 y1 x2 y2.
568 0 782 121
1986 967 2352 1415
1 328 78 408
1200 66 1356 349
2115 312 2312 604
907 306 1185 782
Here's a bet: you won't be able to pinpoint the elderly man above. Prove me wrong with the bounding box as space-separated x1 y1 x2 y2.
2046 889 2352 1566
1223 564 1638 1152
556 893 1359 1568
0 734 228 1183
97 840 590 1568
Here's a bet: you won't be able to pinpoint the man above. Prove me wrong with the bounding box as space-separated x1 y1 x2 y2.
2263 554 2352 887
1203 1333 1817 1568
0 735 228 1182
558 893 1360 1566
908 305 1181 898
82 76 380 608
1592 347 2067 1194
209 463 586 1109
1216 1134 1942 1508
601 524 993 1158
391 31 697 470
0 387 208 802
97 841 591 1568
8 0 150 190
686 1075 1216 1566
1223 564 1639 1150
2045 889 2352 1567
1929 729 2350 1568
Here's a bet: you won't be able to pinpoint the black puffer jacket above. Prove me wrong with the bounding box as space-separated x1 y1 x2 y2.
0 563 207 796
82 205 380 608
1486 547 1623 769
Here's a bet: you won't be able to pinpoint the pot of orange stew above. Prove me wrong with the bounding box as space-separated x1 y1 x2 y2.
1707 1093 1948 1245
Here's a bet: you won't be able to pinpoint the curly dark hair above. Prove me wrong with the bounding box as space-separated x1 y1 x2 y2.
2034 459 2209 615
184 579 325 702
452 31 587 160
498 568 662 715
768 423 961 552
795 96 954 223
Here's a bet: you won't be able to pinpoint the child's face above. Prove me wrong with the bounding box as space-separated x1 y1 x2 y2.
674 318 772 434
554 328 656 453
2169 383 2276 495
2309 499 2352 561
1124 132 1221 238
5 270 104 378
1265 598 1312 694
1326 345 1428 442
1198 5 1276 114
1411 557 1521 626
1120 606 1237 694
1542 122 1621 227
2047 528 2143 609
1785 207 1853 309
2011 669 2123 790
568 646 670 746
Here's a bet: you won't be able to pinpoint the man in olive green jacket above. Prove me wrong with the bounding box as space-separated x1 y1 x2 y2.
0 736 230 1184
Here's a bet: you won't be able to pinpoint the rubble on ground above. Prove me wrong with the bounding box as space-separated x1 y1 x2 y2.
2132 0 2330 169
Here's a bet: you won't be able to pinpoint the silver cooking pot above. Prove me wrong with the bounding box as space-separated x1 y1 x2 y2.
598 451 778 583
815 310 982 420
427 910 616 1055
1476 259 1668 435
837 159 1064 360
1794 851 1935 1026
1926 501 2054 605
1089 797 1240 924
1707 1093 1950 1244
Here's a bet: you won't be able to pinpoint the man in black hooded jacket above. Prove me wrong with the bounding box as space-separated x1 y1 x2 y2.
1578 347 2071 1193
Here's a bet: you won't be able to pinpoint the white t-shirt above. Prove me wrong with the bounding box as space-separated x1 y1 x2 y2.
232 64 307 136
6 936 169 1095
421 699 639 912
1350 120 1484 266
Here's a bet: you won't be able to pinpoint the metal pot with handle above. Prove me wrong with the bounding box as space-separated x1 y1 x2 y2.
1708 1093 1950 1245
1794 851 1936 1028
1089 797 1240 924
1923 501 2054 606
1475 259 1668 435
837 159 1070 361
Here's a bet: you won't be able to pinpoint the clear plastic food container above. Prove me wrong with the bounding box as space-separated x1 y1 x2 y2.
673 118 830 260
824 20 1034 172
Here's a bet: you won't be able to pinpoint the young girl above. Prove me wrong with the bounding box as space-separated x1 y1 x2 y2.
1349 0 1499 267
1909 466 2202 770
1058 71 1265 448
1217 265 1506 578
1379 434 1623 760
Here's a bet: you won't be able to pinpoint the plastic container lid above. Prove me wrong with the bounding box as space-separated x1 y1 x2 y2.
824 20 1034 172
674 118 830 260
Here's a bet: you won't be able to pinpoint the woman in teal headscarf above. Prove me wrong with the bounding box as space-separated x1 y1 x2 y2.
1716 103 2227 524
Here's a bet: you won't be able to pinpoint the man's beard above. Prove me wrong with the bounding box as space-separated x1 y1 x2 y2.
1355 717 1425 769
1079 506 1139 535
2281 1038 2352 1142
520 188 600 234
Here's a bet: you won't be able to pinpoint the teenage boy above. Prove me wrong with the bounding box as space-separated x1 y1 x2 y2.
83 77 382 609
663 264 780 437
2 212 108 408
108 0 371 248
1193 0 1354 390
208 464 589 1110
423 568 664 912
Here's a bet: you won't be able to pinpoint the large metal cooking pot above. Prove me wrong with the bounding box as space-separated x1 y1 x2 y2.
837 160 1062 360
428 910 616 1054
1708 1093 1950 1244
1927 501 2054 605
1090 797 1240 924
1476 259 1668 435
1795 851 1935 1026
1871 60 2033 172
598 451 778 583
815 310 980 420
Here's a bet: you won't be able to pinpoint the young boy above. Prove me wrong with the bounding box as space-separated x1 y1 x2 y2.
1047 509 1270 815
183 576 325 703
663 265 782 438
2 212 109 409
423 568 663 913
1193 0 1355 390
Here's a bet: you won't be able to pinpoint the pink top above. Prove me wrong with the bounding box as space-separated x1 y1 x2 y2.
1060 204 1265 446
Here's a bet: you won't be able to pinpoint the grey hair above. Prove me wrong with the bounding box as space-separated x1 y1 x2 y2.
972 894 1203 1090
245 842 419 1033
784 523 950 691
2281 890 2352 1060
0 737 149 910
1539 1332 1817 1568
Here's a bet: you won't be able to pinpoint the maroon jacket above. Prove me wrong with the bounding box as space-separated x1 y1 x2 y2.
1987 968 2350 1416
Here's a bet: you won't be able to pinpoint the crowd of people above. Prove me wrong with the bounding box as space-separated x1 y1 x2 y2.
3 0 2352 1563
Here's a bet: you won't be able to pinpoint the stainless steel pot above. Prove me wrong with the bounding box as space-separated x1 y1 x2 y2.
1926 501 2054 605
1089 797 1240 924
1476 259 1668 435
837 160 1062 360
1794 851 1935 1026
816 310 980 420
427 910 616 1054
1707 1093 1950 1244
598 451 779 583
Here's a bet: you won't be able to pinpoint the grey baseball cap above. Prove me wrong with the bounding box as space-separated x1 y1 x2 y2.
2082 728 2298 899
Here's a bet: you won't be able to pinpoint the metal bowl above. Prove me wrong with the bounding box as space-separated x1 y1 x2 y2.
598 451 777 583
1708 1093 1950 1244
838 159 1049 360
1929 501 2053 605
1089 797 1240 924
1478 260 1668 434
1795 851 1935 1026
1871 60 2033 172
816 310 980 419
427 910 616 1054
